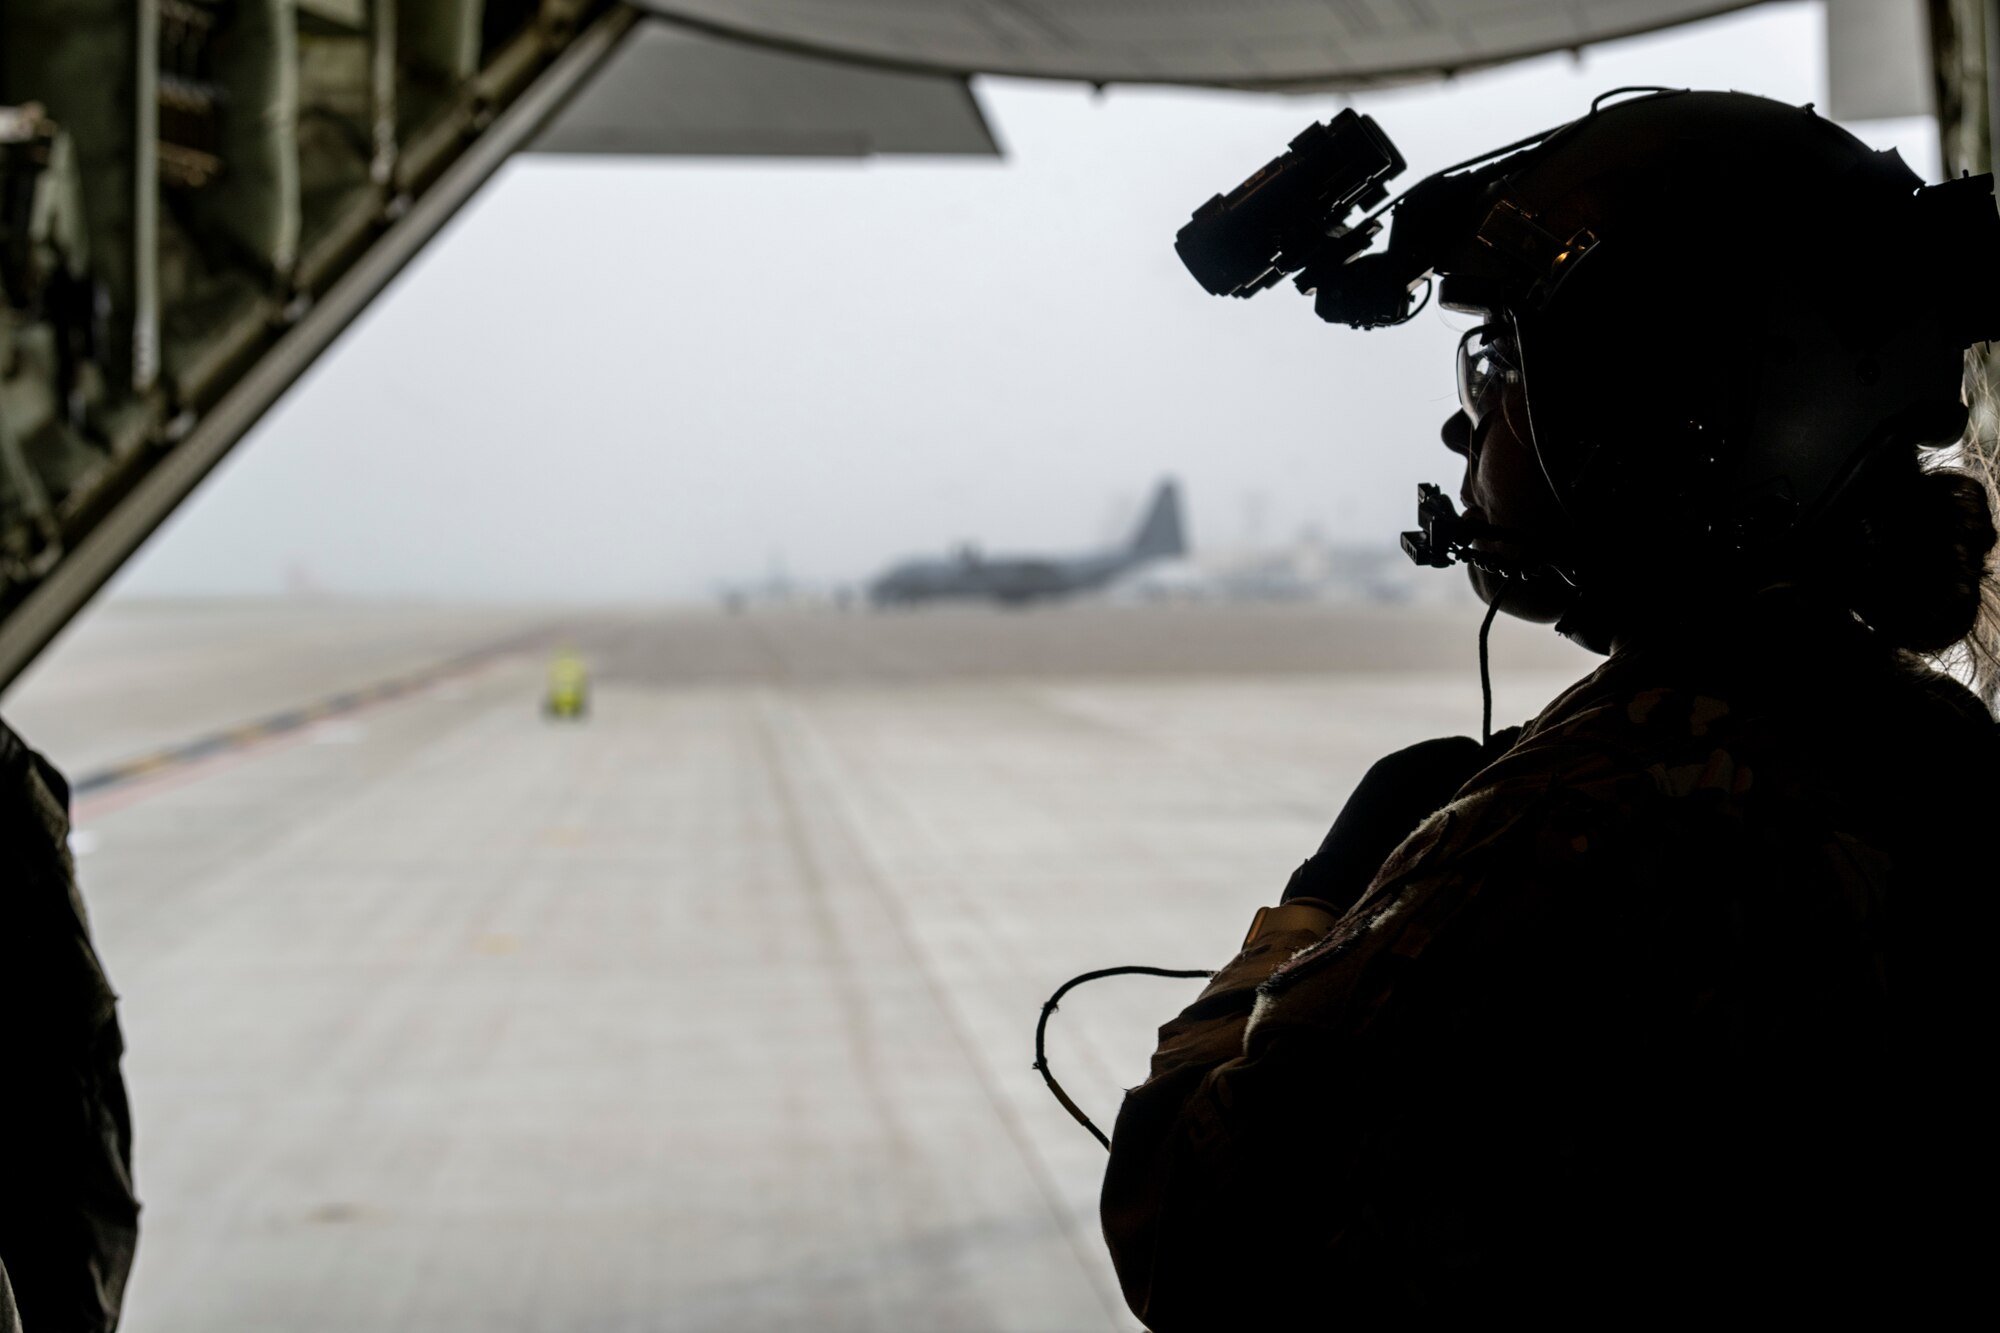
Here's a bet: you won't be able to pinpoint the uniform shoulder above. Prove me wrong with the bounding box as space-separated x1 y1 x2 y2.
1255 664 1755 1007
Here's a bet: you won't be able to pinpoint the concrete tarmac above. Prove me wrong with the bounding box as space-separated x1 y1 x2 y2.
4 599 1595 1331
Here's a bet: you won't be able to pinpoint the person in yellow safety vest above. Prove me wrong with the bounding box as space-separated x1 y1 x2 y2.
544 650 589 719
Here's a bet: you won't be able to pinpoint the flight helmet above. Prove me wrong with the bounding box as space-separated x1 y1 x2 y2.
1177 89 2000 645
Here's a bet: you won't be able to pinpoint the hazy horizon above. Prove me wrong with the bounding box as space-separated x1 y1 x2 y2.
107 1 1934 605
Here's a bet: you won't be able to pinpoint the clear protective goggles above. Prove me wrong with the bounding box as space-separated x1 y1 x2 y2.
1456 322 1521 429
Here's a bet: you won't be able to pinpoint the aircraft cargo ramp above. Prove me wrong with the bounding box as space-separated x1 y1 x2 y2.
7 599 1590 1330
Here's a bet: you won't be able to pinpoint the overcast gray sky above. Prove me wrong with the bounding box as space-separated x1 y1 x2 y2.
113 0 1937 603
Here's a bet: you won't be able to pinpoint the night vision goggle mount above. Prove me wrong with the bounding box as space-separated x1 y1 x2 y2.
1174 111 1411 325
1172 107 1561 331
1173 92 1717 335
1173 106 1587 585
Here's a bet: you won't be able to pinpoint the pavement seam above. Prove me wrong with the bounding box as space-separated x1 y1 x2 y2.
759 691 1134 1329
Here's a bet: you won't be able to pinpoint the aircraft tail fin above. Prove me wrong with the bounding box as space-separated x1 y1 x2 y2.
1129 479 1187 561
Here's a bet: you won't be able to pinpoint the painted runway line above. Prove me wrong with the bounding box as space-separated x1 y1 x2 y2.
69 625 561 805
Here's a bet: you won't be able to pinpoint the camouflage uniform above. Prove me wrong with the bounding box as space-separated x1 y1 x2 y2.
0 720 137 1331
1102 611 1996 1326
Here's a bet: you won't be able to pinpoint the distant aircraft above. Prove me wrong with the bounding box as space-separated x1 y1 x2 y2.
868 480 1187 606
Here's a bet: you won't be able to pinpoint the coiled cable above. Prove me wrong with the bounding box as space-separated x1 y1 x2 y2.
1034 965 1215 1149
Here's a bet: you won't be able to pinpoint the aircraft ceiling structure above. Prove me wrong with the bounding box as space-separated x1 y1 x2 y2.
634 0 1768 88
0 0 1781 689
530 20 1001 156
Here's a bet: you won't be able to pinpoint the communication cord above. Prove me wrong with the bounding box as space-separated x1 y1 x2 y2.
1478 577 1510 748
1035 965 1215 1150
1042 585 1516 1150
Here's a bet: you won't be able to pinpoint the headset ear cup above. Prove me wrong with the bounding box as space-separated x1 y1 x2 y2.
1563 422 1728 551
